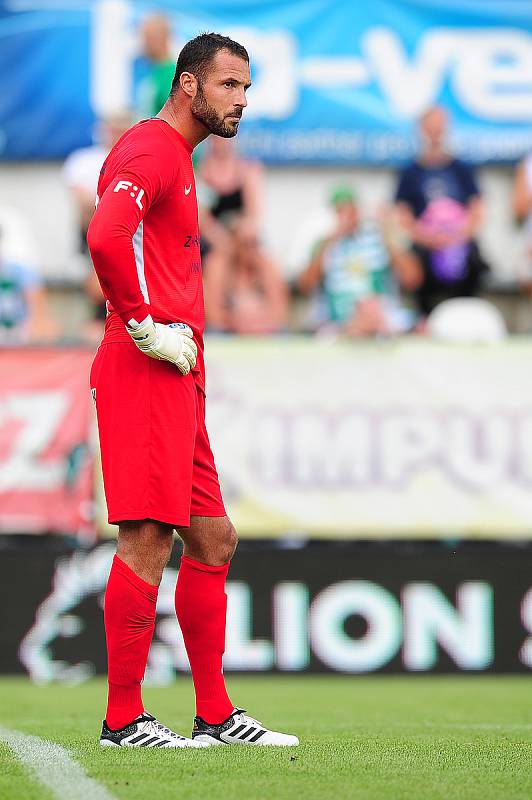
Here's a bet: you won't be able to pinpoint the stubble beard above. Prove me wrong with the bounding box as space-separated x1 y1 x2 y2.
191 84 240 139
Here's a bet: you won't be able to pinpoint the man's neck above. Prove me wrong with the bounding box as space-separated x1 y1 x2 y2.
152 51 171 65
420 146 451 167
157 102 209 149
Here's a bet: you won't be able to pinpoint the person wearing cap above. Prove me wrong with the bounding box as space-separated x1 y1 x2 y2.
297 186 419 336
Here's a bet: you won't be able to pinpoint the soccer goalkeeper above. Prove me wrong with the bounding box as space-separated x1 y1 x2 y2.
88 32 298 749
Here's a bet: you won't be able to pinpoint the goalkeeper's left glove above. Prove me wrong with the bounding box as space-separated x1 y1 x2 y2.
127 315 197 375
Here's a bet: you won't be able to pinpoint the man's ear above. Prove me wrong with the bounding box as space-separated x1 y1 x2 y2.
180 71 198 98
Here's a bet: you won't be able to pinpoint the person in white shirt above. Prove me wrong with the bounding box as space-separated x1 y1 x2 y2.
63 113 132 255
62 114 132 333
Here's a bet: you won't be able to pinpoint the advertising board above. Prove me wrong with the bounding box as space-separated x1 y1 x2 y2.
3 541 530 678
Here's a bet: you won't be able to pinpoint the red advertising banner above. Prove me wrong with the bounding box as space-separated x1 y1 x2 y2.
0 348 94 536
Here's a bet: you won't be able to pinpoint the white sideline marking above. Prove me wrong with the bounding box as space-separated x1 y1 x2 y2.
0 726 116 800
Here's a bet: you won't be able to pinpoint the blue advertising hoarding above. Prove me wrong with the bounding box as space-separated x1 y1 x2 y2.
1 0 532 163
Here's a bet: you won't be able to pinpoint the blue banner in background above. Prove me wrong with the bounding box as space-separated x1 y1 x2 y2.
1 0 532 163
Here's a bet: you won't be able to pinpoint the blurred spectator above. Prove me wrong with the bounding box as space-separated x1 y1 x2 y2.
63 114 132 256
198 138 264 255
204 216 287 334
63 113 132 336
394 106 488 315
297 187 418 336
136 13 176 119
0 228 56 343
512 152 532 292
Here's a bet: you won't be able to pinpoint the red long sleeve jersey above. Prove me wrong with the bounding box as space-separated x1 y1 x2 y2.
87 118 205 389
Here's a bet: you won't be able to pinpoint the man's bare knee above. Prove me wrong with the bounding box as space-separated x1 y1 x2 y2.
180 516 238 566
117 519 174 585
223 521 238 562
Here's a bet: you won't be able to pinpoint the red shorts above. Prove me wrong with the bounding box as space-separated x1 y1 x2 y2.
90 342 226 527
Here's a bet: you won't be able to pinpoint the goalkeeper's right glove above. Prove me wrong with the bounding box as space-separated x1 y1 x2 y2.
127 315 197 375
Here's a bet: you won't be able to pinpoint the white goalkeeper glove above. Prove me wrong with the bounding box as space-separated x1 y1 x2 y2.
127 315 197 375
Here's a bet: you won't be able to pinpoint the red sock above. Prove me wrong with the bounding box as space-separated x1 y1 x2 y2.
175 555 234 724
104 554 158 730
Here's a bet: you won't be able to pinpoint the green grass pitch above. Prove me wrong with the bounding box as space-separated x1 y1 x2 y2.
0 676 531 800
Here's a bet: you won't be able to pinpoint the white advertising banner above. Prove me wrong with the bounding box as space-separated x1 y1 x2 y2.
200 337 532 539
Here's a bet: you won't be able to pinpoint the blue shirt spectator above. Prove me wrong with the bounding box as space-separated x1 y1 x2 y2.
396 158 479 219
394 107 488 315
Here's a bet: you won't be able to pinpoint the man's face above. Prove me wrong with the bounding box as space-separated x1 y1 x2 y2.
191 50 251 138
141 15 170 61
420 107 448 149
335 202 359 235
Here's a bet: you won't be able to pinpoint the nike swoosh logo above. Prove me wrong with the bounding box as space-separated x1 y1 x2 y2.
184 185 192 195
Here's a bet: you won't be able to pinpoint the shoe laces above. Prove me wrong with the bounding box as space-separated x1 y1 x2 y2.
139 714 184 741
232 708 262 728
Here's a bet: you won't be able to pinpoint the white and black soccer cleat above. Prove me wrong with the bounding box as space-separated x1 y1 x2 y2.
192 708 299 747
100 711 207 748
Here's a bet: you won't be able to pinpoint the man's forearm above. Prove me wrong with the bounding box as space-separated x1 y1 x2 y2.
87 216 150 326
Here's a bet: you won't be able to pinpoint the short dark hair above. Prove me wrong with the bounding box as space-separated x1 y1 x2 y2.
170 32 249 95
